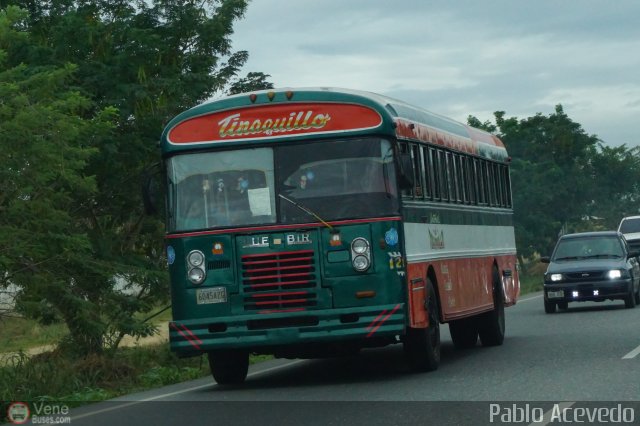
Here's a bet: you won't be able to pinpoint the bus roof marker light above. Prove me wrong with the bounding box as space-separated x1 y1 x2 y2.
267 91 276 101
285 91 294 100
249 94 257 103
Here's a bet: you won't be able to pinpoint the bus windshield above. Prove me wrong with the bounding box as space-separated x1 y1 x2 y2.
167 138 398 232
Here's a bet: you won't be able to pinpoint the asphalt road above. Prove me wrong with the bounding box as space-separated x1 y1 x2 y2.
63 293 640 425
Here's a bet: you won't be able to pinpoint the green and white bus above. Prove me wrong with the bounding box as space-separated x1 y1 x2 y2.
157 88 520 384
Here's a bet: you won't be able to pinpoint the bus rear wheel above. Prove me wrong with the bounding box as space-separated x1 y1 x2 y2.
207 350 249 385
403 279 440 372
478 268 505 347
449 318 478 349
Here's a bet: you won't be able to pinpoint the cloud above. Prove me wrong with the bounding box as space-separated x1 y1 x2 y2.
231 0 640 146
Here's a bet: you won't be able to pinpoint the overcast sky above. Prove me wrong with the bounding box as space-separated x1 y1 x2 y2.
231 0 640 147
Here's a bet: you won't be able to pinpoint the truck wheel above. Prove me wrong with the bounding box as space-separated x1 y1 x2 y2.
208 350 249 385
403 279 440 371
544 299 557 314
624 286 636 309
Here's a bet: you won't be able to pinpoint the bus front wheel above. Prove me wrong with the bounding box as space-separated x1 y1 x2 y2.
403 279 440 372
207 350 249 385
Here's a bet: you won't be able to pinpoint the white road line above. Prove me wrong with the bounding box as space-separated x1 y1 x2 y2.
519 294 543 302
72 359 305 420
529 402 575 426
622 344 640 359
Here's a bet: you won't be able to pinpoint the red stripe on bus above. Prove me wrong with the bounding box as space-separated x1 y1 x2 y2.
243 265 313 274
250 291 308 298
366 309 388 331
241 250 313 259
254 299 309 306
366 304 401 338
248 280 311 289
170 322 202 350
257 308 306 314
242 256 314 266
244 272 312 281
165 217 402 239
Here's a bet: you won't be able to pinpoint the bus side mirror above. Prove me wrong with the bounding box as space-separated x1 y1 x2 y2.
142 163 161 215
397 153 414 190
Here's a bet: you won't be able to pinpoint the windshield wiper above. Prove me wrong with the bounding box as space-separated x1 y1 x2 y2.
278 194 334 230
555 256 581 261
583 254 622 259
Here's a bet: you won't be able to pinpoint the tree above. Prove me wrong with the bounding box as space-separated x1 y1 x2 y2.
0 6 115 344
227 71 274 95
469 105 602 259
587 144 640 228
0 0 257 355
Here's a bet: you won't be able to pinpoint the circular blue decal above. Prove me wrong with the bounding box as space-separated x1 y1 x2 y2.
385 228 399 246
167 245 176 265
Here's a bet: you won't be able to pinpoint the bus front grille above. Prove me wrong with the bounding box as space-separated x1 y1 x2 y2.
241 249 317 312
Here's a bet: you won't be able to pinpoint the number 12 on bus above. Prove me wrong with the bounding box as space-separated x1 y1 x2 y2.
155 88 520 385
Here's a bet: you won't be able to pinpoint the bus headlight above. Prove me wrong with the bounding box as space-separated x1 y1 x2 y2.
352 255 370 272
351 238 370 255
350 238 371 272
188 267 206 285
187 250 205 267
187 250 206 284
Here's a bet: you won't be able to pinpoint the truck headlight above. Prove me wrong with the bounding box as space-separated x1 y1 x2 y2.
607 270 622 279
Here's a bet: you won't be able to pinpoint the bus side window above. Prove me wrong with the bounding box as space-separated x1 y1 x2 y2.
429 148 440 201
421 146 432 200
399 142 412 198
411 144 423 198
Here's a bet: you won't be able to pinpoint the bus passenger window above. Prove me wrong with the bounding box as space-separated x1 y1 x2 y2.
411 144 423 198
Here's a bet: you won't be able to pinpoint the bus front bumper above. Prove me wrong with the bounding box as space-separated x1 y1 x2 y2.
169 303 406 356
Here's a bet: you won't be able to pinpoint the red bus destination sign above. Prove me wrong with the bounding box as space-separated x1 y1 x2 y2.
167 102 383 144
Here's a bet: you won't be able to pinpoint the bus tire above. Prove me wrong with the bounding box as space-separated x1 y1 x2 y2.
449 318 478 349
478 268 505 347
207 350 249 385
403 279 440 372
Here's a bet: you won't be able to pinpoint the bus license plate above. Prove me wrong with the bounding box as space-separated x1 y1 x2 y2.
547 290 564 299
196 287 227 305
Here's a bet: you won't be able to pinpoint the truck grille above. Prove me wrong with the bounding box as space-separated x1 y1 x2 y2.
241 249 317 312
565 271 604 281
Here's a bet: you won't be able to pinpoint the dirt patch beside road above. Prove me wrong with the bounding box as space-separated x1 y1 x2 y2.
0 322 170 366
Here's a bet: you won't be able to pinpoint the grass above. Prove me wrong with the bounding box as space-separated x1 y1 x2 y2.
0 316 68 353
519 260 546 295
0 344 210 407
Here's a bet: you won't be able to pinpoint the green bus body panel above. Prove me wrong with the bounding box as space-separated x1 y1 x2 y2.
167 220 407 353
160 87 508 162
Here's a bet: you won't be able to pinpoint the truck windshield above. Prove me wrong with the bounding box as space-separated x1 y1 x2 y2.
166 138 398 232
